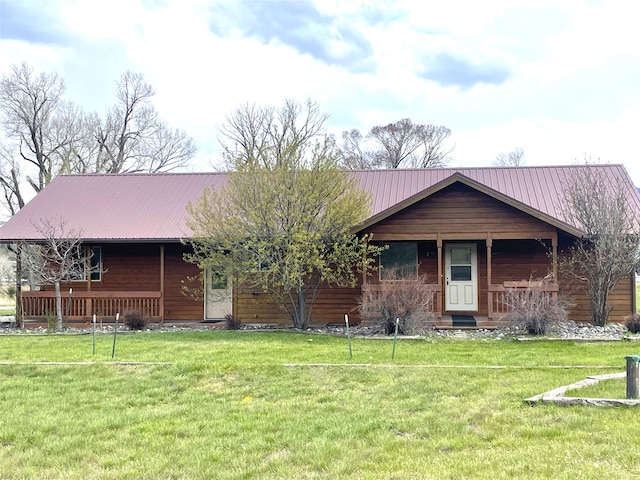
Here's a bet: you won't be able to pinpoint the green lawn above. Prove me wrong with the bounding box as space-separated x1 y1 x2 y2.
1 331 639 479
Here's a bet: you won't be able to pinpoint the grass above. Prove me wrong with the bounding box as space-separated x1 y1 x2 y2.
0 331 639 479
564 377 629 399
0 289 15 315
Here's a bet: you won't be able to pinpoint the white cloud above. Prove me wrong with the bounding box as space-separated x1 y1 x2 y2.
1 0 640 185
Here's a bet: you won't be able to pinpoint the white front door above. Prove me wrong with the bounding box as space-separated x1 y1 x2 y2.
445 243 478 312
205 267 232 319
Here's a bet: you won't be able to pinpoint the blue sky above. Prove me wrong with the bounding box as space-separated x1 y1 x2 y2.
1 0 640 185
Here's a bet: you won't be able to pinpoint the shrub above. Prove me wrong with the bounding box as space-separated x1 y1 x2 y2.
358 269 436 335
124 311 149 330
225 314 242 330
503 279 569 335
5 284 16 299
625 313 640 334
45 313 56 331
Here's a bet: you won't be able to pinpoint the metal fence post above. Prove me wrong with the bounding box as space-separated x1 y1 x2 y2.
625 355 640 399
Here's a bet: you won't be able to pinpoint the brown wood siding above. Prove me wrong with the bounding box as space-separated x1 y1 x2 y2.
51 244 161 293
94 244 160 291
556 234 635 324
163 244 203 321
365 183 555 239
491 240 553 284
235 281 363 326
559 272 634 324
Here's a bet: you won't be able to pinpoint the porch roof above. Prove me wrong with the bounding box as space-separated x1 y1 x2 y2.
1 165 638 242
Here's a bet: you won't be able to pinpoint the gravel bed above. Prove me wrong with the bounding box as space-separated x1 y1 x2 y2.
0 319 635 341
323 321 631 341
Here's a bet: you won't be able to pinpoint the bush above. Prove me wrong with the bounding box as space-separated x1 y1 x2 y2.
625 313 640 334
4 284 16 299
503 280 569 335
225 314 242 330
124 311 149 330
358 269 436 335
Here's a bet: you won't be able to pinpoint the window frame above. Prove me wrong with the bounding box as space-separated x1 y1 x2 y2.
69 246 102 283
378 242 419 281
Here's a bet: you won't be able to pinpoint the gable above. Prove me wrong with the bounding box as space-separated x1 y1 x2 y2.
362 182 557 240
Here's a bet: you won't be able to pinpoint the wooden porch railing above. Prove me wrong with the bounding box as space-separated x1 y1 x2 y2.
21 291 163 321
488 281 559 320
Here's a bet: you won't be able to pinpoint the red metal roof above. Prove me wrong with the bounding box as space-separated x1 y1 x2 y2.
1 165 639 242
0 173 227 242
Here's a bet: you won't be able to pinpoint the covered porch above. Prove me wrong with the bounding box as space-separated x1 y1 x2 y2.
365 230 560 327
18 243 205 325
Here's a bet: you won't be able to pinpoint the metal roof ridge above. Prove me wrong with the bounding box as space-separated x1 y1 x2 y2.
56 171 228 178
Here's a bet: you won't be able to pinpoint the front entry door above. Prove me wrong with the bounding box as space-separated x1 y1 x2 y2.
445 243 478 311
205 267 232 320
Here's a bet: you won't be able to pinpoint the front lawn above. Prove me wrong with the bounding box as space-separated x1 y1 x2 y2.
0 331 638 479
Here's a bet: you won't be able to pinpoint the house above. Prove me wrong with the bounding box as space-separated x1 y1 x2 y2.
0 165 638 327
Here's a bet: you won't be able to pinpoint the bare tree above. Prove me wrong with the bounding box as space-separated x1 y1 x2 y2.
494 147 525 167
0 142 25 216
336 129 376 169
218 98 327 170
18 218 86 331
95 71 196 173
0 63 74 195
338 118 453 170
561 166 640 325
0 64 82 326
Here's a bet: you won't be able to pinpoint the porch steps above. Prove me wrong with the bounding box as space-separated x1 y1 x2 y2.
436 315 509 330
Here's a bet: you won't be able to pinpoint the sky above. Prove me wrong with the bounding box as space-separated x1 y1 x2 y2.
1 0 640 185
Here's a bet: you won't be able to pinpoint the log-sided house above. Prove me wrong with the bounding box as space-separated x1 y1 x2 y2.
1 165 638 327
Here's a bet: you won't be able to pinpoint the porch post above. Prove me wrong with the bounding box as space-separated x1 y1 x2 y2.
437 234 443 318
551 232 558 282
362 235 369 286
86 246 92 318
159 245 165 324
487 235 493 319
551 233 558 303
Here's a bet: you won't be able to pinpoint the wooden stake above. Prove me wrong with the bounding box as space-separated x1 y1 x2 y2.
111 312 119 359
392 318 400 360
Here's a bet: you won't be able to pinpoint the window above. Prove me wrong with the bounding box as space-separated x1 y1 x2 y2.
89 246 102 281
379 242 418 280
70 246 102 282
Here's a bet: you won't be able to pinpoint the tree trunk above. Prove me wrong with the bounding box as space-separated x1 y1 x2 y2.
294 287 308 330
54 280 62 332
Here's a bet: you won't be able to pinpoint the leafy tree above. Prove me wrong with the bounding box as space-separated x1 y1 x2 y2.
561 165 640 325
187 100 376 329
338 118 452 169
494 147 525 167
